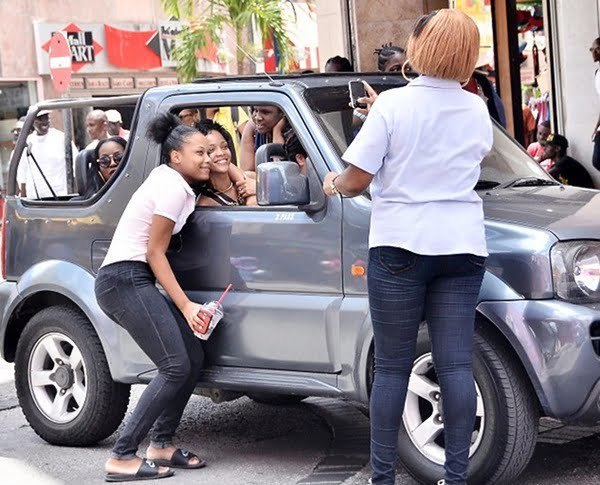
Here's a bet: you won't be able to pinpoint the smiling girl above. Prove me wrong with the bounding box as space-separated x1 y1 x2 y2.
95 113 213 482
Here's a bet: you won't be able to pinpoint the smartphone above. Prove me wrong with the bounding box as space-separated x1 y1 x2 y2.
348 80 367 109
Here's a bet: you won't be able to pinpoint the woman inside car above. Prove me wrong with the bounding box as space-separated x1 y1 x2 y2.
79 136 127 199
196 119 257 206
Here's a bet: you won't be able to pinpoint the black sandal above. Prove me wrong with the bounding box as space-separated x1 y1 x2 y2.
105 459 175 482
152 449 207 469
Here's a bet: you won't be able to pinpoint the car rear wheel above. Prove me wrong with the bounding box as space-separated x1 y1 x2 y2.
15 305 130 446
395 324 539 485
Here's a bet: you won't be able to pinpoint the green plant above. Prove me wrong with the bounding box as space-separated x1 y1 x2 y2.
161 0 297 81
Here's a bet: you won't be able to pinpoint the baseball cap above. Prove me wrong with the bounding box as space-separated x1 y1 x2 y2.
105 109 123 123
36 109 51 118
544 133 569 150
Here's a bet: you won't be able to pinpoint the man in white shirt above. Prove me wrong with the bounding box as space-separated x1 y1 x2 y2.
85 109 108 150
590 37 600 170
17 111 78 199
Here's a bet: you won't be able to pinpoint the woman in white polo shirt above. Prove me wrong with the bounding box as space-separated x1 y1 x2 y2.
95 114 213 482
323 10 492 485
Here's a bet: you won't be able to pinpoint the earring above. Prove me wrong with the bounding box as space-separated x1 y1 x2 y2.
401 61 412 82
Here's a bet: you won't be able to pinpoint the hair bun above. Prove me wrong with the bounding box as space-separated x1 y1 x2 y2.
147 113 182 144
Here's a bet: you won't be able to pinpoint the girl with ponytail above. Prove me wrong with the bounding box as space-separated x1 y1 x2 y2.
95 113 212 482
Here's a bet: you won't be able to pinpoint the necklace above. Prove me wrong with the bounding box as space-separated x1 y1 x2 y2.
213 181 234 194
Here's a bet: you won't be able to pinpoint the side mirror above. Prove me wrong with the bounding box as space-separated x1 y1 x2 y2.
256 161 310 206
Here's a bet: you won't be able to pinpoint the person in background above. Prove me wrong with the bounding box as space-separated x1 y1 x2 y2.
374 44 406 72
322 10 492 485
206 106 249 162
76 136 127 200
283 128 308 175
17 110 78 199
590 37 600 170
463 59 506 128
196 119 256 206
324 55 354 73
85 109 109 150
178 108 200 127
95 113 212 482
239 105 287 172
527 120 551 162
522 89 537 148
542 133 594 188
106 109 130 140
11 117 26 146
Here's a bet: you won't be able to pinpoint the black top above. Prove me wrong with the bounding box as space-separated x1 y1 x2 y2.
549 156 595 189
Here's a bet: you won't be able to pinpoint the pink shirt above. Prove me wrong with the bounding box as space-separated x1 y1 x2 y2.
527 142 545 160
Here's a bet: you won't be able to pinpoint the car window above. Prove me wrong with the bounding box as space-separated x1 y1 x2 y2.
304 84 553 186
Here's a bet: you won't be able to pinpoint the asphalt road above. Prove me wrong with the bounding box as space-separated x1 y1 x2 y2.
3 358 600 485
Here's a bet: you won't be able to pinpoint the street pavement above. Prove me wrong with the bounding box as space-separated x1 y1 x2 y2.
3 358 600 484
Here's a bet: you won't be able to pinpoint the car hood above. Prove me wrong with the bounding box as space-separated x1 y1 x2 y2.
482 185 600 240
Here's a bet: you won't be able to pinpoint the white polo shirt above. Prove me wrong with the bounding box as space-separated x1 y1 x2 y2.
102 164 196 267
343 76 493 256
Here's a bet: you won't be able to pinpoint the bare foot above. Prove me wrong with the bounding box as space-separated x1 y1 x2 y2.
105 456 171 476
146 445 201 466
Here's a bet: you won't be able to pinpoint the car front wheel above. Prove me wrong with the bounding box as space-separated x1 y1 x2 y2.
15 305 130 446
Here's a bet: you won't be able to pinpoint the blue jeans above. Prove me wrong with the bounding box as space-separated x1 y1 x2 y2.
368 247 486 485
95 261 205 459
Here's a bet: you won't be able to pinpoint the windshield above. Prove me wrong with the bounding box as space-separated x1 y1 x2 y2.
304 84 553 187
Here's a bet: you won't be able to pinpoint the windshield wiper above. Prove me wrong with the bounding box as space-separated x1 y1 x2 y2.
475 180 501 190
499 177 559 189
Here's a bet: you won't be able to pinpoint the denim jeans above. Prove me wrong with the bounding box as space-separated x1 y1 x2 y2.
367 247 486 485
95 261 205 459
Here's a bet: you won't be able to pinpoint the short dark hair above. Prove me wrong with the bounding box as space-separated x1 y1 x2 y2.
283 128 307 162
539 120 550 129
374 43 405 71
325 56 354 72
195 118 238 165
94 136 127 164
148 113 198 165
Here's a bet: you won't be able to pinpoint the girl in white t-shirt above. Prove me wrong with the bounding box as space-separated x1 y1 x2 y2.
95 113 212 482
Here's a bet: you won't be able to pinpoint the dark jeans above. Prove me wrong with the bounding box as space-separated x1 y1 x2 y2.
368 247 486 485
95 261 205 459
593 136 600 171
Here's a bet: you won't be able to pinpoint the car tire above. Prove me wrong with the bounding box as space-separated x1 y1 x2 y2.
15 305 130 446
391 323 539 485
248 393 306 406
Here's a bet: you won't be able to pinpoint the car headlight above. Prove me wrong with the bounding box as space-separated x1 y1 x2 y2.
551 241 600 302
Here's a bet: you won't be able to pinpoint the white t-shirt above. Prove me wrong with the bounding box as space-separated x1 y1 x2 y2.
17 128 78 199
102 164 196 267
343 76 493 256
595 70 600 101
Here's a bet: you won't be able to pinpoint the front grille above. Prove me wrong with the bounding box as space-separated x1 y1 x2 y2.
590 321 600 356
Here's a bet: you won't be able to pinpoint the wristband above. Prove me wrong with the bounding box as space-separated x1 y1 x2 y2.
330 175 340 195
353 109 367 122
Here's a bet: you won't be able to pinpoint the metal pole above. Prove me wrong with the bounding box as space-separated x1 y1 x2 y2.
62 96 74 194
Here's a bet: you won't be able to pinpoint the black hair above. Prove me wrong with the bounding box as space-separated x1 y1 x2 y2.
79 136 128 200
539 120 550 129
148 113 198 164
374 43 405 71
595 37 600 45
283 128 307 162
325 56 354 72
195 119 238 166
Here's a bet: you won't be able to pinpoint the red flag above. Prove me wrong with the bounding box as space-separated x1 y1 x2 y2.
104 25 161 70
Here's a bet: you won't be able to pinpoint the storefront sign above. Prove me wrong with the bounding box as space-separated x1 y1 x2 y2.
111 77 135 89
135 77 157 89
85 78 110 89
69 77 85 90
158 21 185 68
157 77 179 86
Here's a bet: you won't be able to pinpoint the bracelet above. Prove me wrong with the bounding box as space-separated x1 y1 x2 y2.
330 175 340 195
353 108 367 122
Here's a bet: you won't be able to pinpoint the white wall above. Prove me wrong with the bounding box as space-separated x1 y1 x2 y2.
554 0 600 183
315 0 348 71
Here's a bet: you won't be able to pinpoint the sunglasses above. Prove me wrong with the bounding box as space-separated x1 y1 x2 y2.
97 152 124 168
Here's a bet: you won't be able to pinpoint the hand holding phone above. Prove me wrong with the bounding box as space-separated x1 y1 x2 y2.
349 80 367 109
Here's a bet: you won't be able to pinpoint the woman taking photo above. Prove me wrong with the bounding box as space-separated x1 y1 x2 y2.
196 119 257 206
323 10 492 485
95 114 212 482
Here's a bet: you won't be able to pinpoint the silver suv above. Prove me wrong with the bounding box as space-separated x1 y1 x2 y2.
1 74 600 485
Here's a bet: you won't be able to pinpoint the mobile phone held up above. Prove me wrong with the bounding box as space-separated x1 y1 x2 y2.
348 80 367 109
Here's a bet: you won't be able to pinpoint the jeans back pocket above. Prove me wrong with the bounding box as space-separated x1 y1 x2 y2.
376 246 418 275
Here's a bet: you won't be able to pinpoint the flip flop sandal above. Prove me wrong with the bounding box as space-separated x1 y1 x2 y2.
105 459 175 482
152 449 207 469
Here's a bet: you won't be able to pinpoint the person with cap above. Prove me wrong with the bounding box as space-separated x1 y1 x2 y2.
106 109 130 139
17 110 78 199
85 109 109 150
178 108 200 127
542 133 595 188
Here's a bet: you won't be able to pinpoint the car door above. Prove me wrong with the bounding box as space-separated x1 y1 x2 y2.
161 90 343 373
